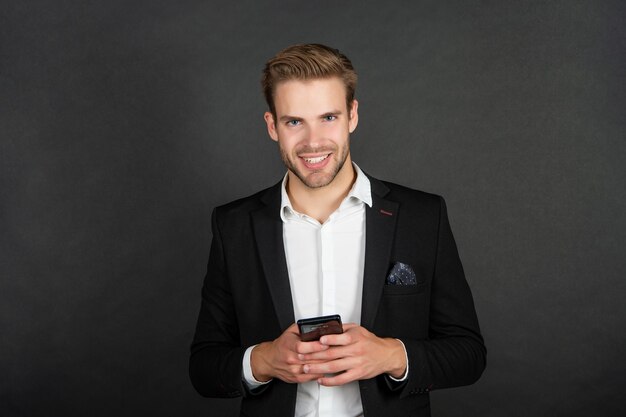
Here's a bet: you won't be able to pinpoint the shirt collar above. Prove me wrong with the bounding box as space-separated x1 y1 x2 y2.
280 162 372 222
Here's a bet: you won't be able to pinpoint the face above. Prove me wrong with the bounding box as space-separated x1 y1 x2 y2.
264 77 358 189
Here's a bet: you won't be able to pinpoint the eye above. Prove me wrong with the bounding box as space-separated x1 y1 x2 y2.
323 115 337 122
286 120 301 126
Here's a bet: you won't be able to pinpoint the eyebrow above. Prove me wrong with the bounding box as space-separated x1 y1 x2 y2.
278 110 343 122
278 115 302 122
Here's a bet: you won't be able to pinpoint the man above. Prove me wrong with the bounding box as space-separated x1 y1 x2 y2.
190 43 486 417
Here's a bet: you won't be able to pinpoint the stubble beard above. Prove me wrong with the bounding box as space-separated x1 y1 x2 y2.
280 142 350 189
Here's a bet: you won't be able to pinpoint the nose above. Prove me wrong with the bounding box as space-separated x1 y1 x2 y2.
302 124 323 149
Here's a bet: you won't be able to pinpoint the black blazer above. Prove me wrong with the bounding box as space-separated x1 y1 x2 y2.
190 175 486 417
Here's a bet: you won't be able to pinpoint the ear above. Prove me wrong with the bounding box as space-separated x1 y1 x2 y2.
348 99 359 133
264 112 278 142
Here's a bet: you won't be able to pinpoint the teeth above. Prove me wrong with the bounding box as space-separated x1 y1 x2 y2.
303 154 329 164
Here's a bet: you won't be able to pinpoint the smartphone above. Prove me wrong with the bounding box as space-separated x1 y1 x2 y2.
297 314 343 342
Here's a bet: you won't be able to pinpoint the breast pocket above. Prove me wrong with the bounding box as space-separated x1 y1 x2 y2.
382 283 426 296
378 283 429 339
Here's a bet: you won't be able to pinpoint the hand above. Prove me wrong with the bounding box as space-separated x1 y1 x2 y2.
250 323 331 384
298 323 407 386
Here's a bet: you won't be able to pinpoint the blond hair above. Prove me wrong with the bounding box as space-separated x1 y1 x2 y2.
262 44 357 116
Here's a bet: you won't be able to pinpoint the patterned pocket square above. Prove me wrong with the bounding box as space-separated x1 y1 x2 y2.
386 262 418 285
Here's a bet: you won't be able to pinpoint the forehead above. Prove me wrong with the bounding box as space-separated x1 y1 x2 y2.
273 77 348 116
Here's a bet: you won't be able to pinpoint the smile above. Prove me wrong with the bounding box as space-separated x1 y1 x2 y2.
302 154 330 164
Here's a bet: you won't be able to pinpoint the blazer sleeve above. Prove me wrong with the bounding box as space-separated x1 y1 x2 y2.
400 196 486 397
189 208 247 398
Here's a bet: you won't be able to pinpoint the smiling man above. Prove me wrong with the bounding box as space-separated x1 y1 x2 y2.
190 44 486 417
266 77 359 224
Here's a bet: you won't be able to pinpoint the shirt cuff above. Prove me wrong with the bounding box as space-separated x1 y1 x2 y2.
387 339 409 382
242 345 273 388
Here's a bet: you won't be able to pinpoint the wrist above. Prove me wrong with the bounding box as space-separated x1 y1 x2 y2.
250 342 273 382
385 338 407 379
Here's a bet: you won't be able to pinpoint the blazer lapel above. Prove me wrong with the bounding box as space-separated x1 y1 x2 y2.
249 176 397 332
251 183 295 331
361 176 398 329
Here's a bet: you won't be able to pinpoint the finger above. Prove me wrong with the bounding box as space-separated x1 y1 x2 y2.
299 345 348 362
295 340 329 355
319 332 353 346
285 323 300 334
293 372 325 384
283 364 324 384
342 323 359 331
317 369 360 386
303 357 354 375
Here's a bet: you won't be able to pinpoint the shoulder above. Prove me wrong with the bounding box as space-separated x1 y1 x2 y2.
368 176 454 236
382 181 446 225
211 181 281 223
368 174 444 208
383 180 441 203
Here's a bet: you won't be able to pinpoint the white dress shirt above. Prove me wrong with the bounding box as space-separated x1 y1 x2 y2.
243 163 405 416
282 163 370 417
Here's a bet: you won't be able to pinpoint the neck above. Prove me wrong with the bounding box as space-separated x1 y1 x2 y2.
287 157 356 223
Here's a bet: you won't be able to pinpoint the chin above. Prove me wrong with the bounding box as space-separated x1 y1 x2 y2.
296 171 336 189
302 176 334 189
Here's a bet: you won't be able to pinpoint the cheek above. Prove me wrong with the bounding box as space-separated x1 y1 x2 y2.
329 121 350 139
277 125 303 139
277 133 303 154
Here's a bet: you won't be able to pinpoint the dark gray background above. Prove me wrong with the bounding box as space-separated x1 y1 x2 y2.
2 0 624 416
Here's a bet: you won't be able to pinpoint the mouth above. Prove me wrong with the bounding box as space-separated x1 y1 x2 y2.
299 153 331 169
303 154 330 164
